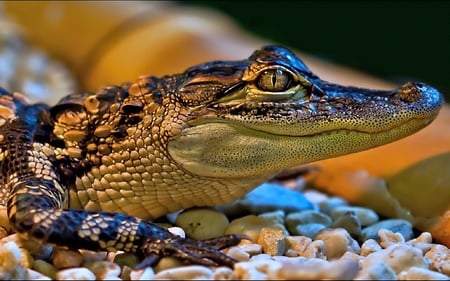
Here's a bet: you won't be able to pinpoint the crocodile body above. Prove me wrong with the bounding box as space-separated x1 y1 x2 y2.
0 46 443 266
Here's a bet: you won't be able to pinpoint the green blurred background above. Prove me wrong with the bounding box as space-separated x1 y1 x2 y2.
185 1 449 101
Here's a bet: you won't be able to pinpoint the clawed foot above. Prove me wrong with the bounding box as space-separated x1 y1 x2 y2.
137 233 250 269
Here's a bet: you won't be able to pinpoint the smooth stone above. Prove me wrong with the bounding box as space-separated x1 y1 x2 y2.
175 208 229 240
315 228 361 260
286 210 332 234
330 206 379 226
294 223 326 238
359 219 414 242
217 183 313 216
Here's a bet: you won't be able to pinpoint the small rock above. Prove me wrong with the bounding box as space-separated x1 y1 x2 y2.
85 261 121 279
294 223 327 238
218 183 313 216
303 240 327 259
359 219 414 242
0 241 22 279
226 215 285 242
175 208 229 240
286 210 333 233
52 248 83 269
257 227 286 256
355 262 397 280
153 256 183 272
378 228 405 248
330 206 379 226
406 232 433 254
285 236 312 257
213 266 235 280
258 210 285 225
129 266 155 280
238 243 262 256
152 265 214 280
315 228 361 260
234 259 283 280
113 252 140 269
271 258 359 280
32 260 57 280
360 239 382 256
398 266 449 280
225 246 250 262
331 210 362 236
319 196 348 214
25 268 52 280
425 244 450 276
363 244 429 274
56 267 96 280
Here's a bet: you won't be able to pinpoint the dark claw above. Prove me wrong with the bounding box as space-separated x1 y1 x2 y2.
141 233 246 268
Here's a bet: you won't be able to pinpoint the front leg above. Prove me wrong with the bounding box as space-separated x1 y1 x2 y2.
7 180 240 267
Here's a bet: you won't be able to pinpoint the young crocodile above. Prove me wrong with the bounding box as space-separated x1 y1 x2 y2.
0 46 443 267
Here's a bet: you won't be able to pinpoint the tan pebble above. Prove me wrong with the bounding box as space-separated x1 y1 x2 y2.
238 243 262 256
153 256 183 272
406 232 433 254
379 228 405 248
213 266 235 280
398 266 449 280
363 244 429 274
257 227 286 256
176 208 229 240
285 235 312 257
271 258 359 280
129 266 155 280
52 248 83 269
226 215 277 242
340 251 365 266
25 268 52 280
56 267 96 280
80 250 108 263
226 246 250 262
425 244 450 275
32 260 57 280
113 252 140 269
303 239 327 259
120 265 133 280
354 262 397 280
360 239 382 256
234 259 282 280
258 210 285 225
152 265 214 280
315 228 361 259
85 261 121 279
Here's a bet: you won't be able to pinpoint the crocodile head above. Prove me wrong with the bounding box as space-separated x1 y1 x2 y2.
169 45 444 180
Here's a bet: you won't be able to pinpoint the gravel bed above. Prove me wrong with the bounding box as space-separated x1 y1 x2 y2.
1 180 449 280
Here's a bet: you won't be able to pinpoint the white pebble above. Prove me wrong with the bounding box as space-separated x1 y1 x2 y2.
56 267 96 280
315 228 361 260
129 267 155 280
0 241 22 273
355 262 397 280
168 226 186 238
225 246 250 262
85 261 121 279
303 240 327 259
25 268 52 280
378 228 405 248
360 239 382 256
234 259 283 280
153 265 214 280
213 266 235 280
363 244 429 274
398 266 450 280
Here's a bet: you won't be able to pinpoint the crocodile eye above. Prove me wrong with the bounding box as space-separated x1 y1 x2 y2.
256 68 294 92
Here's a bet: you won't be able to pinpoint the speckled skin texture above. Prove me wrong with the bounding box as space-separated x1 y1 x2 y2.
0 46 443 267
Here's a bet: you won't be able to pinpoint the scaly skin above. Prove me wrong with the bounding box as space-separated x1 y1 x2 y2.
0 46 443 267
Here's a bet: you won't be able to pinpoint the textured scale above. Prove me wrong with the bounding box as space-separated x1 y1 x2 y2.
0 46 443 267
